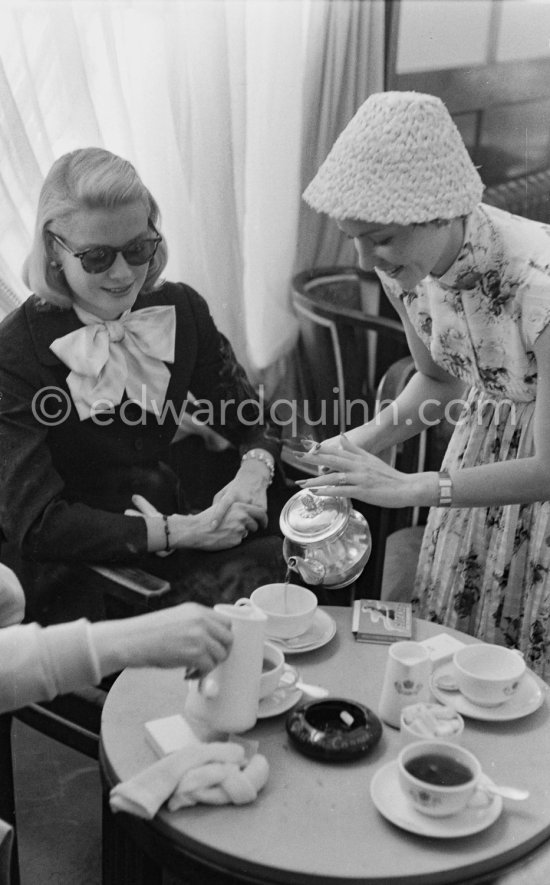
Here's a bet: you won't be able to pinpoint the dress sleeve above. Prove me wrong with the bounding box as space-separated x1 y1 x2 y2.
519 262 550 347
0 619 101 714
0 345 149 562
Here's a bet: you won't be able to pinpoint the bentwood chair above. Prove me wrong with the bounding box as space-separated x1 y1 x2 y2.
287 265 409 446
284 266 411 597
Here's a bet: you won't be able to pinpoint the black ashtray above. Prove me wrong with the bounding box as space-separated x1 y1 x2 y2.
285 698 382 762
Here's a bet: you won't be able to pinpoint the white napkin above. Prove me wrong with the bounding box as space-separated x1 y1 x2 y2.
109 741 269 819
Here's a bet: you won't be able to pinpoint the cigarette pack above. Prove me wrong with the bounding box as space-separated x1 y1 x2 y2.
351 599 413 644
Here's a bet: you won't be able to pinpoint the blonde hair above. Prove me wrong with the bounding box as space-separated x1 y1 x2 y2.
23 147 169 308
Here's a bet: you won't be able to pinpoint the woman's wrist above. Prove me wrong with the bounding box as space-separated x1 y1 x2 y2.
409 471 441 508
240 449 275 485
144 513 195 552
90 620 128 675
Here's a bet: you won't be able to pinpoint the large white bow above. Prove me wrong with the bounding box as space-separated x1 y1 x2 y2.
50 304 176 421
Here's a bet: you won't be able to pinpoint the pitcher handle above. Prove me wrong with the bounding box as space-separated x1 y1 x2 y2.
234 597 255 608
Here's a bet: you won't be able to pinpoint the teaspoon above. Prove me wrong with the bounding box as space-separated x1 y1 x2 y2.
481 782 529 801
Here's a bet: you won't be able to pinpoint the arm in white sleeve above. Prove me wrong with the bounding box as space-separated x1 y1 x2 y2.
0 619 101 714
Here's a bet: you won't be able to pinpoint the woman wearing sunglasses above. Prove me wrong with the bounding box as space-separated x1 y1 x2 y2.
0 147 285 620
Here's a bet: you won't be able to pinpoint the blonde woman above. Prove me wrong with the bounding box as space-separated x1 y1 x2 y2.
0 148 285 620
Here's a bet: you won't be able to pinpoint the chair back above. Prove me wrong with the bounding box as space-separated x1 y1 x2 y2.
290 266 410 443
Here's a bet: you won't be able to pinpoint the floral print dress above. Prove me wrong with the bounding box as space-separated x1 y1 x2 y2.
380 204 550 681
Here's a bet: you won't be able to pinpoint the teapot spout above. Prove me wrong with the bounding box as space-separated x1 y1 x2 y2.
287 555 326 586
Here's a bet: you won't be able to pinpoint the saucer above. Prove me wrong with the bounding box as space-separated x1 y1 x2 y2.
370 761 503 838
430 662 546 721
267 609 336 655
257 666 303 719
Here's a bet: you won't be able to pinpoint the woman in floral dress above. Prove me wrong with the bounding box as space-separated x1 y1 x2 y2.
298 91 550 681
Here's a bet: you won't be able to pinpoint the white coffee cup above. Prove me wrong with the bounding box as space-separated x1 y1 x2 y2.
453 643 526 707
378 641 431 728
250 583 317 639
398 740 483 817
259 642 285 699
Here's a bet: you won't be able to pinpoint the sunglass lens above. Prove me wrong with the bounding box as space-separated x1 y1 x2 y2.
81 247 116 274
80 238 159 273
123 239 160 266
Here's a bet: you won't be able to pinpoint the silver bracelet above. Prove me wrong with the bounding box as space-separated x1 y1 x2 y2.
437 471 453 507
241 448 275 485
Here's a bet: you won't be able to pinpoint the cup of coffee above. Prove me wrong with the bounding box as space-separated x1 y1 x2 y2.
250 583 317 639
259 642 285 699
453 643 526 707
397 740 482 817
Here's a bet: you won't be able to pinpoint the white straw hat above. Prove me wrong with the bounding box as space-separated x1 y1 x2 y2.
303 91 483 224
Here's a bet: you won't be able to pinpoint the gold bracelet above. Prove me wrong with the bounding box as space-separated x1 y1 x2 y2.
241 448 275 485
438 471 453 507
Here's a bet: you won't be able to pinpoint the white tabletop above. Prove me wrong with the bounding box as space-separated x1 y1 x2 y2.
100 608 550 884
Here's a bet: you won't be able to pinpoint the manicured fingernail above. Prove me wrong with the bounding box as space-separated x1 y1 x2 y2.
301 439 321 453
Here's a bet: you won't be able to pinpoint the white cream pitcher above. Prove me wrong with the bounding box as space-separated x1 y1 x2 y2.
377 640 431 728
184 599 267 738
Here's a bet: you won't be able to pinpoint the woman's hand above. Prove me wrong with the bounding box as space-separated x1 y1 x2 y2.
91 603 233 677
185 501 268 550
212 460 270 519
0 563 26 627
295 434 436 509
126 493 267 551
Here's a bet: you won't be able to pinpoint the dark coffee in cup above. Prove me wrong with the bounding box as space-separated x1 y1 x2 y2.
405 752 473 787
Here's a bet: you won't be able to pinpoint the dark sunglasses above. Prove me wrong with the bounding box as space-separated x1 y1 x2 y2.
48 222 162 274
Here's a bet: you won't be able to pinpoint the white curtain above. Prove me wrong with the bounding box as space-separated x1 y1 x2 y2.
0 0 383 387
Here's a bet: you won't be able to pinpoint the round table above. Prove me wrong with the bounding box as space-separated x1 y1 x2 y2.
100 608 550 885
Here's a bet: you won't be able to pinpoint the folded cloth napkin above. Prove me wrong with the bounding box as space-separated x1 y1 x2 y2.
109 742 269 819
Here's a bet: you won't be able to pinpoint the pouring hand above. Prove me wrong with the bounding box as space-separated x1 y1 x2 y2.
295 434 437 510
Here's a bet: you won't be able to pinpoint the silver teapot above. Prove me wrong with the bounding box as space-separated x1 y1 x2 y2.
280 490 371 588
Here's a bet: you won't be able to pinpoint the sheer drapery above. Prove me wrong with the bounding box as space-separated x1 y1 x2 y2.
0 0 383 385
266 0 385 408
295 0 386 272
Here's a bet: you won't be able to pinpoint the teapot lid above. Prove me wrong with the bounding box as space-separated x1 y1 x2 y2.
279 490 350 543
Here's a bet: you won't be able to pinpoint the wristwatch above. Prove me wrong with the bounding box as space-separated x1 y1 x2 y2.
437 471 453 507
